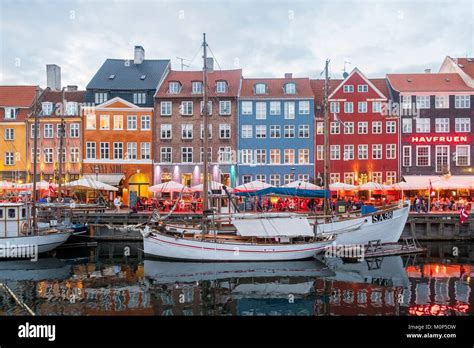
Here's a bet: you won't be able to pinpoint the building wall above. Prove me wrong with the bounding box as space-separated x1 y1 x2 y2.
0 120 28 181
85 89 156 107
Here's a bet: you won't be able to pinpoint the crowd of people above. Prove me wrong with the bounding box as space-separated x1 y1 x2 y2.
411 195 472 213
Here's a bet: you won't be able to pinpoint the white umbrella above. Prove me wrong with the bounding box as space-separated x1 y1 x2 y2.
389 181 426 190
329 182 357 191
64 177 118 191
190 181 225 192
358 181 391 191
431 181 466 190
282 180 322 190
0 181 14 190
234 180 273 192
20 181 57 190
148 181 187 193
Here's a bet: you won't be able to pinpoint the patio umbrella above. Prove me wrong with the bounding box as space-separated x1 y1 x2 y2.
282 180 322 190
0 181 14 190
19 181 57 190
148 181 187 193
64 177 118 191
358 181 391 191
329 182 357 191
190 181 225 192
233 180 273 192
431 181 466 190
389 181 427 190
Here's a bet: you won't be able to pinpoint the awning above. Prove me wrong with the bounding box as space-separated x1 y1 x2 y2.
234 187 329 198
83 174 124 186
403 175 474 190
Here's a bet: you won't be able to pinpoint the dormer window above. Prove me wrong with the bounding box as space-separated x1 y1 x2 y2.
192 81 203 94
4 107 18 119
66 102 78 115
216 81 227 93
42 102 53 116
255 83 266 95
169 81 181 94
284 83 296 94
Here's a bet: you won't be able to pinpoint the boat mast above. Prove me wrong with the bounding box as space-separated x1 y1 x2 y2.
32 87 41 233
202 33 209 212
323 59 331 217
58 87 65 200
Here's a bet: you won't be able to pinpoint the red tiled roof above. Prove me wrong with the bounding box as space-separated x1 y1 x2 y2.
386 73 472 92
41 89 86 103
454 58 474 79
240 77 313 98
156 69 242 98
0 85 38 107
310 79 342 105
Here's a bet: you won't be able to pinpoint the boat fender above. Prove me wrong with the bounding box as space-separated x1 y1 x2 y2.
20 222 29 236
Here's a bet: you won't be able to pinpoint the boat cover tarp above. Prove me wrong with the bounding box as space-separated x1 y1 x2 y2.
234 187 329 198
231 214 314 237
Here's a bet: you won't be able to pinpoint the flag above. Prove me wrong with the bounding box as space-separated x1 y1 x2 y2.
460 207 470 224
48 180 56 195
429 180 433 196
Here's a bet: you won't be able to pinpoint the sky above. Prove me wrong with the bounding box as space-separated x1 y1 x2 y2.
0 0 473 89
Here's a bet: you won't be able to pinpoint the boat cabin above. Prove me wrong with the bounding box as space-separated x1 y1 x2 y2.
0 203 31 238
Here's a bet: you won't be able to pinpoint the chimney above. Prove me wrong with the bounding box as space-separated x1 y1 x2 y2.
205 57 214 72
67 85 78 91
46 64 61 90
284 73 293 79
134 46 145 65
424 69 431 74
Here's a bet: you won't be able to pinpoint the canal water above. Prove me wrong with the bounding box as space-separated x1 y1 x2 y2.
0 241 472 316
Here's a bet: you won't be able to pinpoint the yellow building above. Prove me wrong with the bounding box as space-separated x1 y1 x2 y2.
0 86 38 182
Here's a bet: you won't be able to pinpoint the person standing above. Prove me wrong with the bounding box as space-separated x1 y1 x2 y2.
114 196 121 212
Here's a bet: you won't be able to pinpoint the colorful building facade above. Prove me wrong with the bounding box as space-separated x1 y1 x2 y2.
237 75 315 186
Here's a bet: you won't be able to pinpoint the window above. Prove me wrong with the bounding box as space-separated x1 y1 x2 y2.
344 172 355 185
455 95 470 109
100 142 109 159
99 115 110 130
372 101 381 113
255 174 266 183
241 125 252 138
330 145 340 160
330 102 340 113
255 149 266 164
241 101 253 115
284 83 296 94
241 175 252 184
241 149 252 164
219 124 231 139
160 124 172 139
330 173 340 184
200 124 212 139
386 121 396 134
181 124 193 139
169 82 180 94
435 118 449 133
218 147 232 163
415 118 430 133
44 148 53 163
200 101 212 115
372 121 382 134
86 142 96 159
160 147 172 163
70 123 80 138
343 85 354 93
126 142 136 160
182 147 193 163
316 145 324 161
402 146 412 167
180 101 193 115
284 125 295 138
386 144 396 159
56 147 66 163
114 142 123 159
216 81 227 93
402 95 412 109
298 125 309 138
344 122 354 134
4 107 17 119
31 148 40 163
255 83 266 94
44 124 53 138
358 102 367 113
141 143 150 160
358 122 368 134
57 125 65 141
256 102 267 119
284 174 295 185
344 102 353 113
70 148 79 163
316 122 324 134
270 125 281 138
298 174 309 182
435 145 449 173
372 172 383 184
94 92 107 104
358 145 368 160
372 144 382 159
284 149 295 164
141 115 151 130
4 152 14 165
284 102 295 119
455 118 471 132
192 81 203 94
270 149 280 164
133 92 146 105
358 84 368 92
299 101 310 114
30 124 39 138
86 114 96 130
416 146 430 166
298 149 309 164
330 122 340 134
435 95 449 109
219 101 231 115
416 96 430 109
255 125 266 138
456 145 470 166
66 102 78 115
270 101 281 115
160 101 172 116
42 102 53 115
127 115 137 130
270 174 280 187
343 145 354 160
4 128 14 140
402 118 412 133
200 148 212 163
386 172 397 185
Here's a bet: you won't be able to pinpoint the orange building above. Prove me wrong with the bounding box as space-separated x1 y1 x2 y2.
83 97 153 205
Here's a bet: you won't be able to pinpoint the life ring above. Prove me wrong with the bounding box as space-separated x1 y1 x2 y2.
20 221 29 236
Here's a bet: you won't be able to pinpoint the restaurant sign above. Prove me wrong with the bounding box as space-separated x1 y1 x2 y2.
409 135 469 144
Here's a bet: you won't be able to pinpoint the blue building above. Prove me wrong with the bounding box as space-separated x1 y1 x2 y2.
237 74 315 186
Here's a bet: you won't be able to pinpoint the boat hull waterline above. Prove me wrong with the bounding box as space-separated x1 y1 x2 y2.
0 232 72 256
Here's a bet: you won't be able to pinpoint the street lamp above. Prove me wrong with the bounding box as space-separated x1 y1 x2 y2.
94 165 100 181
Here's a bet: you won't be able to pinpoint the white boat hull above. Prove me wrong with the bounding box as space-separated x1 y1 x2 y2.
143 232 332 261
0 232 71 256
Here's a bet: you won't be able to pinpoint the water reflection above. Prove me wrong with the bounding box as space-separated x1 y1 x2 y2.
0 242 471 316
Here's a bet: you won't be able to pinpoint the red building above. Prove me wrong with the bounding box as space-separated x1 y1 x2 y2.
311 68 399 186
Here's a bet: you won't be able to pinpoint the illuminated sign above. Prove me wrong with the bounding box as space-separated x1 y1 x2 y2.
410 135 469 144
